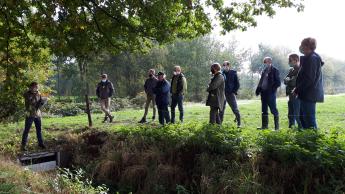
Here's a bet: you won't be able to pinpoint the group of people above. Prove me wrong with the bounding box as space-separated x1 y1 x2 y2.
20 37 324 151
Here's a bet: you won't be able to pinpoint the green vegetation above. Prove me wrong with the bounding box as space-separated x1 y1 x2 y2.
0 95 344 193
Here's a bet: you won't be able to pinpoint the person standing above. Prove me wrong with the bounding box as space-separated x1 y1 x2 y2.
96 74 115 123
139 69 158 123
206 63 225 125
284 54 302 128
21 82 46 151
170 66 187 123
255 57 281 130
220 61 241 127
153 72 171 125
293 37 324 129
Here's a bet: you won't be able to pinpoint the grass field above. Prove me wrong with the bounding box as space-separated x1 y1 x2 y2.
0 94 344 193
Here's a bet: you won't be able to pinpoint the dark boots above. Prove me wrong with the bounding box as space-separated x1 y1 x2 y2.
235 114 241 128
274 116 279 130
257 115 268 130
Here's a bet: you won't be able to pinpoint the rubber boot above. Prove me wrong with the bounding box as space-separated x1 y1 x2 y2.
274 116 279 130
257 115 268 130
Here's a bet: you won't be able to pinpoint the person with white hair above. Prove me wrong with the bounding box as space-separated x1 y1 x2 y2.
255 57 281 130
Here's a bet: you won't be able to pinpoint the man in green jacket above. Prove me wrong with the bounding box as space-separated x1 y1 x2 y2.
170 66 187 123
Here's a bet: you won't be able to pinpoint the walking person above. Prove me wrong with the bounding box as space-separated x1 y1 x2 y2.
284 54 302 128
220 61 241 127
293 37 324 129
206 63 225 125
170 66 187 123
96 74 115 123
255 57 281 130
139 69 158 123
21 82 47 151
153 72 171 125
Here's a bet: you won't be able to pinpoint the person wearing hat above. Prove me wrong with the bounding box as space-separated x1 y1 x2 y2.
96 74 115 123
139 69 158 123
153 72 171 125
21 82 47 151
206 63 225 124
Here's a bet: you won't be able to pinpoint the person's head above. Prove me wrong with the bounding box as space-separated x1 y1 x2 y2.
173 66 182 75
222 61 231 72
157 72 165 81
263 57 272 66
148 69 155 77
300 37 316 56
288 53 300 68
210 63 221 75
29 82 39 92
101 74 108 82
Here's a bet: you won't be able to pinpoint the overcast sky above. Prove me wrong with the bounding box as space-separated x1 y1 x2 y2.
214 0 345 61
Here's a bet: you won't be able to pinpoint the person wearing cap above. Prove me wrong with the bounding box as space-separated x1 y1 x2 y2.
255 57 281 130
153 72 171 125
220 61 241 127
206 63 225 124
96 74 115 123
170 66 187 123
21 82 47 151
139 69 158 123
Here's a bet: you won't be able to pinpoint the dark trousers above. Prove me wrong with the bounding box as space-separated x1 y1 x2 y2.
157 105 170 125
300 100 317 129
210 107 221 124
261 92 279 117
220 93 241 123
21 117 44 146
171 94 184 123
288 96 302 128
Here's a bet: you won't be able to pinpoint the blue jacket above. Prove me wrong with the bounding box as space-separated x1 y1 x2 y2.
223 70 240 94
296 52 324 102
153 79 171 107
255 65 281 95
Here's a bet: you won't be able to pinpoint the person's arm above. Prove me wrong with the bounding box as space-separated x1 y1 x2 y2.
255 72 264 96
234 71 240 94
273 68 281 90
109 82 115 97
182 77 187 95
207 74 223 92
295 56 318 94
144 79 148 93
162 81 170 94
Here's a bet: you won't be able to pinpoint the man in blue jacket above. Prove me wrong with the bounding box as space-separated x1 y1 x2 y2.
153 72 171 125
293 37 324 129
220 61 241 127
255 57 281 130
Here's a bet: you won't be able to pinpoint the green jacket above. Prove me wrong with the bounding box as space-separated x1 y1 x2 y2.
206 72 225 110
23 90 44 118
284 67 300 96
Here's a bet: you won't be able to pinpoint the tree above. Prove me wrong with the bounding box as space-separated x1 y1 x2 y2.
0 0 304 122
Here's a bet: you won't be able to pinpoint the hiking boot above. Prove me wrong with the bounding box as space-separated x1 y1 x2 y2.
109 115 114 123
102 116 108 123
138 118 147 123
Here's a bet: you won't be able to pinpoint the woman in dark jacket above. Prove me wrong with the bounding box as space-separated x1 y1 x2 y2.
206 63 225 124
294 37 324 129
153 72 171 125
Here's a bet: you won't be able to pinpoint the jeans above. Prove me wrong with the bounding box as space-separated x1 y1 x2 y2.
261 92 279 117
210 107 221 124
157 105 170 125
299 100 317 129
288 95 302 128
143 94 156 119
171 94 184 123
21 117 44 146
220 92 241 124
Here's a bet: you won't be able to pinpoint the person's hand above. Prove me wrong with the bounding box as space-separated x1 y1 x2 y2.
291 88 297 96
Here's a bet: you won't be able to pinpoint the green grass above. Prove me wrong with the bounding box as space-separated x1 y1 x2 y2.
0 94 344 193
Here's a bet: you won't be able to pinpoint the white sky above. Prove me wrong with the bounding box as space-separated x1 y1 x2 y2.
214 0 345 61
